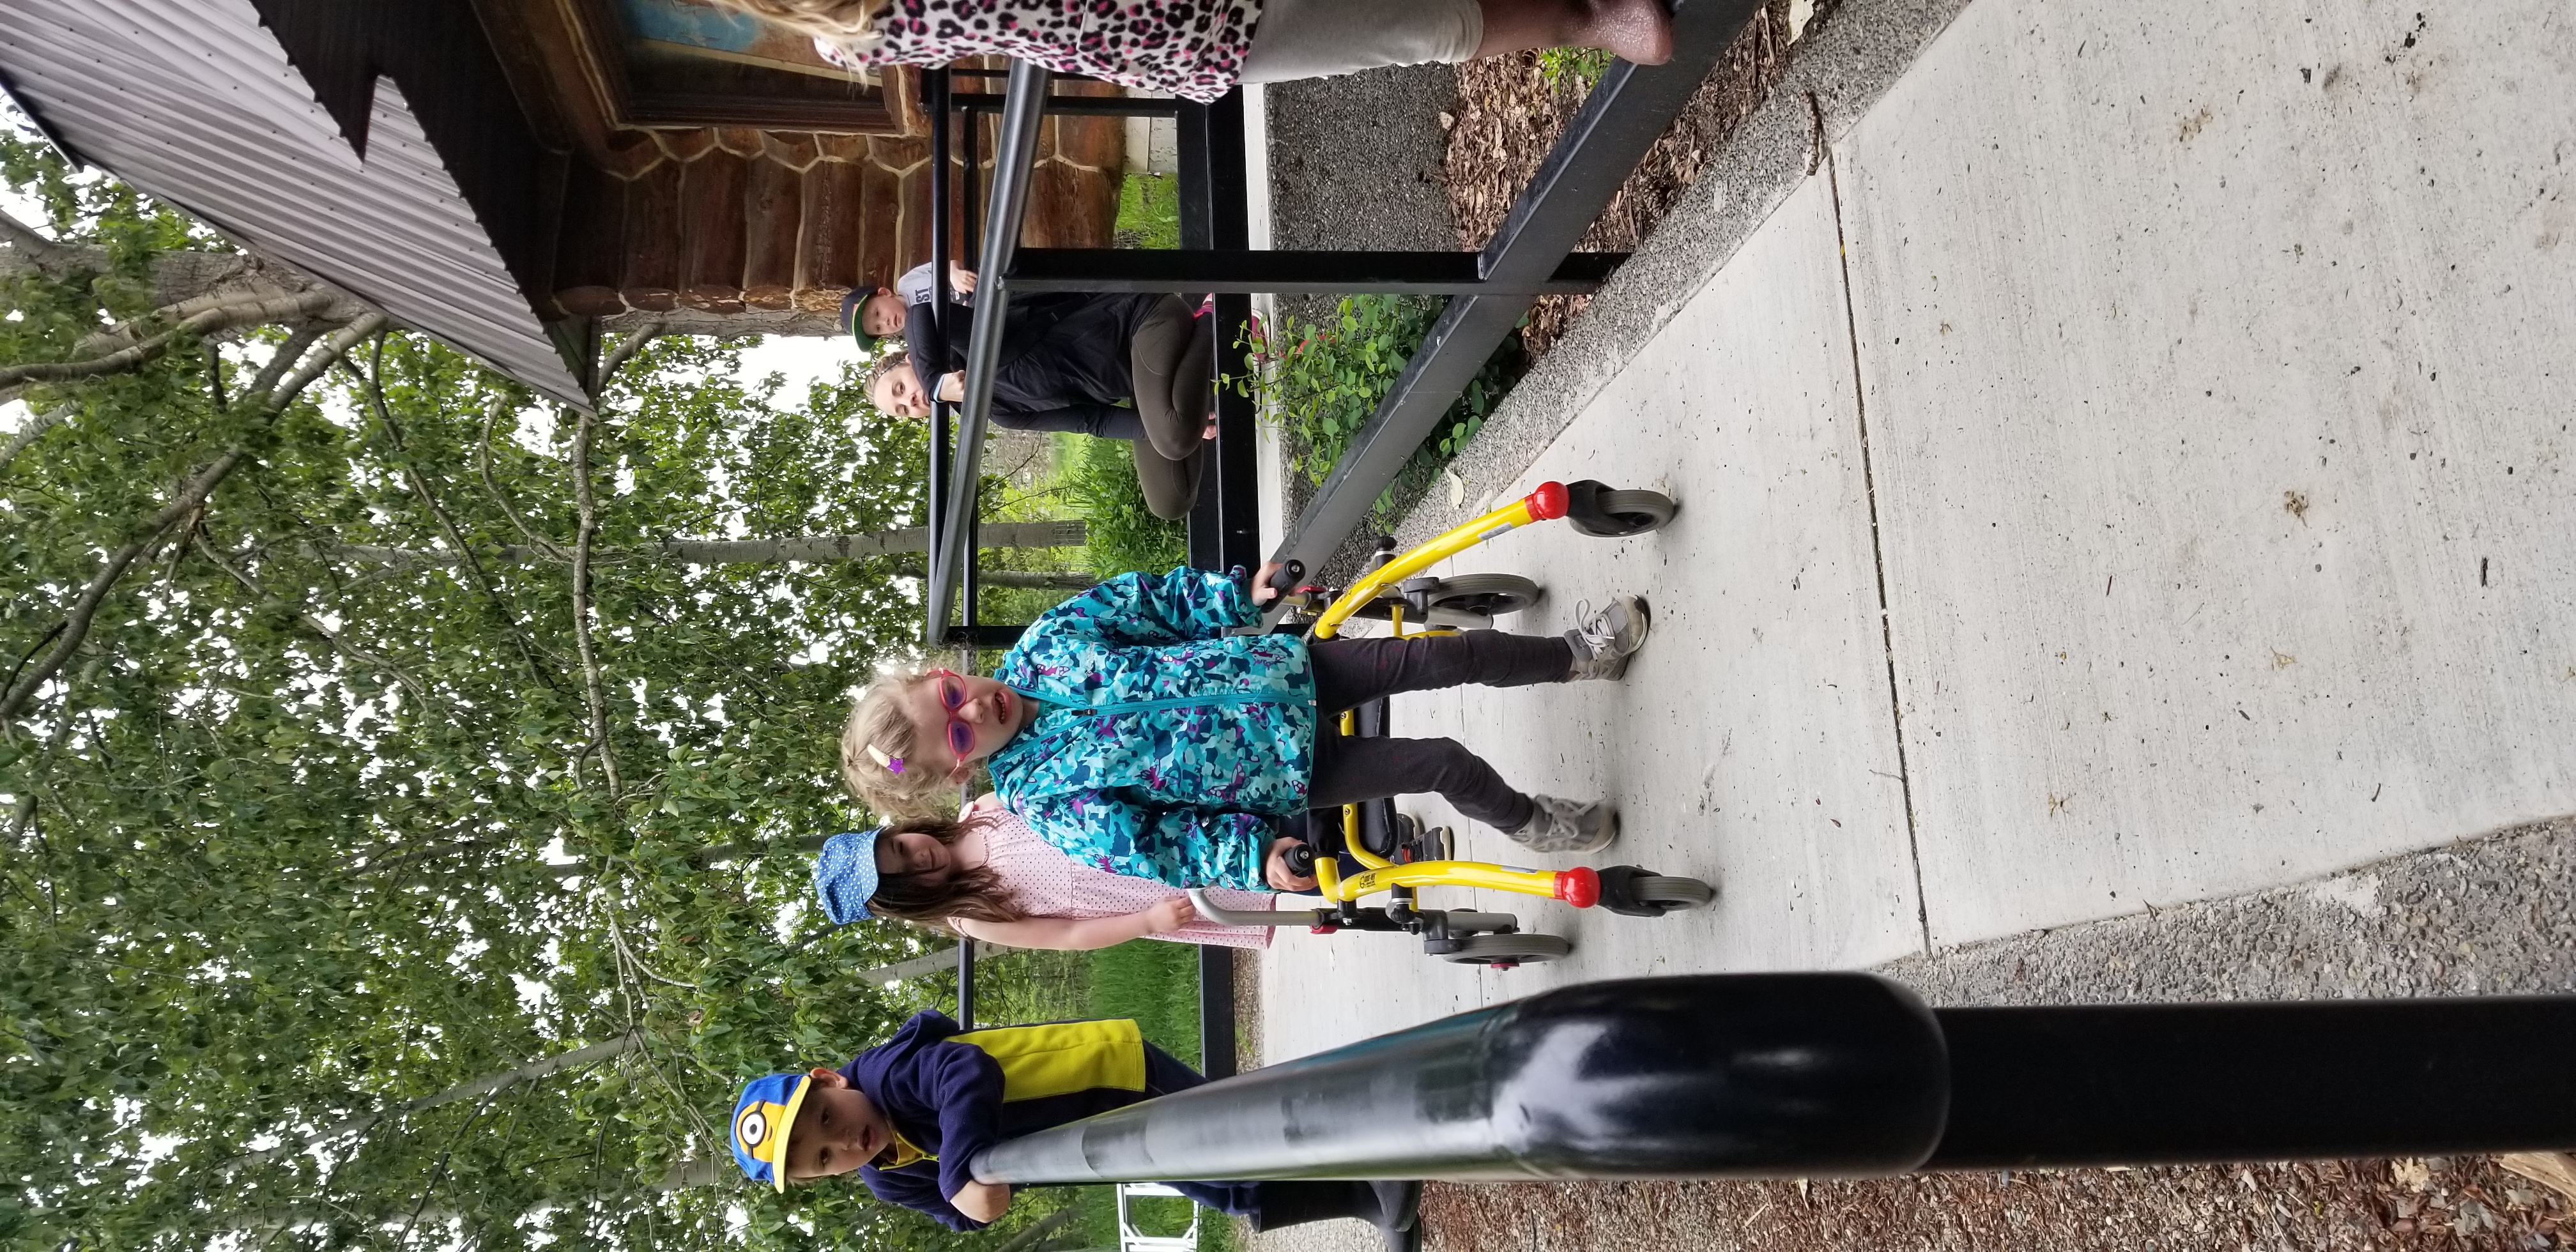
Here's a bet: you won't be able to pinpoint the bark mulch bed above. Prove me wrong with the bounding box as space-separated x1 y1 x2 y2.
1441 0 1812 358
1421 1156 2576 1252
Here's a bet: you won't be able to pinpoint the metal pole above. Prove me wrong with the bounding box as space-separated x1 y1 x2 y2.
1927 997 2576 1168
969 974 2576 1185
1263 0 1763 607
921 67 954 647
974 975 1951 1183
926 59 1050 641
959 88 983 630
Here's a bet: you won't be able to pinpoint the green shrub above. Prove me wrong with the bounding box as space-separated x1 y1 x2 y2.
1239 294 1522 526
1057 432 1188 577
1537 47 1614 91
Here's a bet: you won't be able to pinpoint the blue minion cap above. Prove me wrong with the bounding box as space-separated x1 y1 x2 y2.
729 1071 814 1191
815 830 883 924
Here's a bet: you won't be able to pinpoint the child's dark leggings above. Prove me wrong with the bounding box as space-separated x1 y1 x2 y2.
1305 630 1574 834
1135 1044 1392 1231
1133 1043 1264 1216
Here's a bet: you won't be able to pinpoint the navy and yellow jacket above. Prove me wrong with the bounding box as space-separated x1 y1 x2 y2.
845 1011 1153 1231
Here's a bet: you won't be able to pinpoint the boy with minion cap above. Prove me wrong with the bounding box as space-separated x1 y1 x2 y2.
724 854 1423 1248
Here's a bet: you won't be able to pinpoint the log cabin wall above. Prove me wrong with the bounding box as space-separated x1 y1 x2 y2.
549 75 1127 336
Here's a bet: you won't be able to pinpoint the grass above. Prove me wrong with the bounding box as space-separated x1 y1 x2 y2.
1056 432 1188 578
1117 172 1183 249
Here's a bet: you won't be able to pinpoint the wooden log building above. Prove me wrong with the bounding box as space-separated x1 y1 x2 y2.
0 0 1124 407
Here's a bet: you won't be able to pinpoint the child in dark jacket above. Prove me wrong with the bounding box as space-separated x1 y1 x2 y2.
728 1012 1417 1244
870 289 1212 520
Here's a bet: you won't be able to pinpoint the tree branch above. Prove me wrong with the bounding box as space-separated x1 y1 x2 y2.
192 535 432 705
264 315 385 413
990 1205 1082 1252
650 1157 727 1192
0 211 66 266
307 521 1088 570
596 322 664 385
477 396 570 561
0 451 250 722
358 340 558 689
229 1035 644 1170
568 406 620 800
0 292 340 391
240 323 328 406
892 564 1094 590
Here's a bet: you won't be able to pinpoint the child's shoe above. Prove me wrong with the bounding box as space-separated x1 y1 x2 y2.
1508 795 1617 853
1371 1180 1422 1252
1565 595 1650 680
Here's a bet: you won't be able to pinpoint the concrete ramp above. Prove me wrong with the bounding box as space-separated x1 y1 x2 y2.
1259 0 2576 1064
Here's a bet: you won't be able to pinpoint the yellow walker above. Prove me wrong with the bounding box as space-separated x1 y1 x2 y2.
1188 480 1714 966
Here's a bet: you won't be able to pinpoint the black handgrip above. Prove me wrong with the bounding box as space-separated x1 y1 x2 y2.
1283 843 1315 878
1266 559 1306 595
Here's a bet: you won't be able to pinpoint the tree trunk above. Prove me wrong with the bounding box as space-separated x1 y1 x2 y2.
0 223 371 336
319 521 1087 570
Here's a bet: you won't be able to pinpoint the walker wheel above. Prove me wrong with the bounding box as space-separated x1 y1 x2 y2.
1416 573 1542 618
1629 876 1715 911
1565 480 1678 538
1439 933 1572 967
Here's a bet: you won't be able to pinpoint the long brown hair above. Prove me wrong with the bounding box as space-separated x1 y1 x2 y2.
702 0 880 43
868 813 1024 928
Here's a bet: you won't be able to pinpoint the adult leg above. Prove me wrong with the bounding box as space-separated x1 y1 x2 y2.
1131 438 1204 521
1127 294 1212 463
1473 0 1672 65
1308 731 1537 835
1239 0 1669 83
1308 630 1570 716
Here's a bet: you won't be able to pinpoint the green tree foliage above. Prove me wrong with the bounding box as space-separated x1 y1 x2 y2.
0 135 1045 1252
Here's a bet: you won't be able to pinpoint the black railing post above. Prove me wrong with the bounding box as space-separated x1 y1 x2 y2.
1204 90 1262 576
922 66 955 647
1261 0 1765 601
958 84 983 631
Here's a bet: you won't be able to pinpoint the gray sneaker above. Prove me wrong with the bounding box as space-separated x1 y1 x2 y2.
1564 595 1651 680
1507 795 1618 853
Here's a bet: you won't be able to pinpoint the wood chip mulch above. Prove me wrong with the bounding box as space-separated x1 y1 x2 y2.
1422 1156 2576 1252
1441 1 1810 358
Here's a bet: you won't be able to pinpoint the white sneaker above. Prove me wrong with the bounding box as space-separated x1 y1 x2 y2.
1508 795 1617 853
1565 595 1650 681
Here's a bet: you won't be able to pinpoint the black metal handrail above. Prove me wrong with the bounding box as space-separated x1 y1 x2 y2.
1261 0 1763 591
971 975 2576 1183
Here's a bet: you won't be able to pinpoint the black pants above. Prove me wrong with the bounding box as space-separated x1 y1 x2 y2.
1305 630 1572 834
1130 1042 1264 1217
1126 296 1211 521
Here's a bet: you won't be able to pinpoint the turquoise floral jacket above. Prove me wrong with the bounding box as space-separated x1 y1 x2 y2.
987 568 1315 890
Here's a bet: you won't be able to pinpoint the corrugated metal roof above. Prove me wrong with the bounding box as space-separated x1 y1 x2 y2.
0 0 592 408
